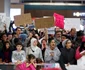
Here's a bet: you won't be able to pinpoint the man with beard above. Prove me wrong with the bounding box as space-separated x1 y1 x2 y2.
55 30 62 45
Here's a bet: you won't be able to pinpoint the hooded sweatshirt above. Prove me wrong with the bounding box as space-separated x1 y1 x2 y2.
44 46 61 63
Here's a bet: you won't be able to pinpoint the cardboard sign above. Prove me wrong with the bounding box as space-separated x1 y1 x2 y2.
35 17 54 29
14 13 32 26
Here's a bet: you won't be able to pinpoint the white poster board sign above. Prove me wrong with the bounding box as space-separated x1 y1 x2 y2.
67 65 82 70
5 17 10 31
0 13 6 31
80 19 85 33
64 18 81 31
0 13 10 31
38 27 55 35
48 27 55 34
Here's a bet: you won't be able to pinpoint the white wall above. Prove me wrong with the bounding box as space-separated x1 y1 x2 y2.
11 0 20 3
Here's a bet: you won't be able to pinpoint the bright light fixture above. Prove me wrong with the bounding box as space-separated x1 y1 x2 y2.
25 3 82 6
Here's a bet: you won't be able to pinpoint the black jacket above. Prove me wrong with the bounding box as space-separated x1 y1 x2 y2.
61 47 76 64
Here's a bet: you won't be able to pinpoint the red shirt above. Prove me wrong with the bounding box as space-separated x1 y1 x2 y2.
16 62 36 70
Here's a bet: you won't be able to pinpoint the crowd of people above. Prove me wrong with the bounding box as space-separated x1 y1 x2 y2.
0 24 85 70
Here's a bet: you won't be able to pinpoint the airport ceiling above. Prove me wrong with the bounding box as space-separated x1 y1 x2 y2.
21 0 85 4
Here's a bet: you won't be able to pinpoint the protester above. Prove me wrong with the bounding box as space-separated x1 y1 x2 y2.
41 39 48 60
74 30 84 50
57 34 68 51
16 54 36 70
26 38 43 61
0 33 8 51
44 38 67 70
24 32 34 47
55 30 62 45
15 27 22 38
44 38 61 63
67 28 77 42
12 42 26 64
75 40 85 63
61 39 76 65
2 41 12 63
19 33 27 46
0 20 85 70
75 38 85 69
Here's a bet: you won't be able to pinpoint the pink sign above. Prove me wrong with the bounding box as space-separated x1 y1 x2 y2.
53 13 64 29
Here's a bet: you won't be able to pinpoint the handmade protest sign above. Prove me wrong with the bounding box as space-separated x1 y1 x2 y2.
35 17 54 29
14 13 32 26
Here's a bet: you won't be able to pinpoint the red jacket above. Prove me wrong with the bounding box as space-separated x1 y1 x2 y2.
75 47 82 60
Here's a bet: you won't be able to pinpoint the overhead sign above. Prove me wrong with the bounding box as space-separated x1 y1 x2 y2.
73 12 85 17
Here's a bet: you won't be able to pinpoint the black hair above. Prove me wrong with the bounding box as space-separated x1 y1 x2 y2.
16 27 21 31
14 38 20 45
16 42 23 47
41 39 47 43
77 30 84 37
3 41 11 51
62 34 68 39
15 42 24 50
1 33 7 38
36 58 42 63
12 32 16 35
27 54 35 62
7 32 12 36
79 42 85 52
48 38 55 44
